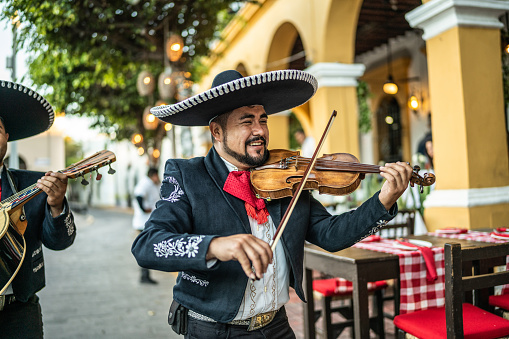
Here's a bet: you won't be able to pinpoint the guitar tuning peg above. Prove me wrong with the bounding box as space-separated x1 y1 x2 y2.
81 177 89 185
96 171 103 181
108 164 116 175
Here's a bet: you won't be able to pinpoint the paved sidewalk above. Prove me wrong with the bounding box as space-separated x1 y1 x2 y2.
37 206 393 339
38 207 182 339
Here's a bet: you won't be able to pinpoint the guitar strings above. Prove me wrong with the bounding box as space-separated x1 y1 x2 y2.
2 151 114 210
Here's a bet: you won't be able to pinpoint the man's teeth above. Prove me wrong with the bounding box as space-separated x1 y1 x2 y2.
249 142 262 146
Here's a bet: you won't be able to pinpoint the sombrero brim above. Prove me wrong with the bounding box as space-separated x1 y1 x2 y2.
0 81 54 141
150 70 317 126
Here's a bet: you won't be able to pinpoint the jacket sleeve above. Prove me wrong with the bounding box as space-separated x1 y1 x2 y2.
131 159 217 273
40 198 76 250
305 191 398 252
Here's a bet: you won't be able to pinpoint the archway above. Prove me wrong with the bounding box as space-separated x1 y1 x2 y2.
266 22 303 71
376 96 402 163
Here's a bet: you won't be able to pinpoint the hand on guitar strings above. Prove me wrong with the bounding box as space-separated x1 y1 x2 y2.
37 171 69 217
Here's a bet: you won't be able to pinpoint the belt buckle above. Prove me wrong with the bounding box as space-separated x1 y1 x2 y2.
0 295 5 311
247 310 277 331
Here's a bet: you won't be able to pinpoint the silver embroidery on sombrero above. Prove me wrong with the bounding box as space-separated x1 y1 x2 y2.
0 80 55 131
153 235 205 258
150 70 318 118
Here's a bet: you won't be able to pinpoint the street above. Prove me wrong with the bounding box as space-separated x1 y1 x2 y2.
38 207 182 339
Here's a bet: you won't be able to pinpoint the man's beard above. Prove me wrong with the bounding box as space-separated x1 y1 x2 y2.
222 135 269 168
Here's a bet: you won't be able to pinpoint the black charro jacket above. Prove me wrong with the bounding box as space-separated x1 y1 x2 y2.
132 147 396 323
2 167 76 302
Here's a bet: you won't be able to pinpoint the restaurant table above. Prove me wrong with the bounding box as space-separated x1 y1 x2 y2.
303 244 399 339
303 235 490 339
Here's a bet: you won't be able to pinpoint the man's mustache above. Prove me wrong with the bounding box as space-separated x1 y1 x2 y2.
245 136 266 146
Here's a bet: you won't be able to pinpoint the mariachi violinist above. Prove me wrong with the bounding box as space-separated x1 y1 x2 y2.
131 69 412 338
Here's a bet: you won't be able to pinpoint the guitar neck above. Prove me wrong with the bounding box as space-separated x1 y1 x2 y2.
1 183 41 212
0 150 116 213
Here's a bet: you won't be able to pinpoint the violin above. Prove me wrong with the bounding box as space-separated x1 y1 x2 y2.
250 149 436 200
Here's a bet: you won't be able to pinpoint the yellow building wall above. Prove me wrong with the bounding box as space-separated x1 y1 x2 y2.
201 0 363 153
426 26 509 191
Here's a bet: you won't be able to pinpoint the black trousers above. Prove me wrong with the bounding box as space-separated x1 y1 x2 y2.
184 307 296 339
0 295 43 339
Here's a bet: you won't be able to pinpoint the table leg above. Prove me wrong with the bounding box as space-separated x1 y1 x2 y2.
352 273 370 339
303 268 316 339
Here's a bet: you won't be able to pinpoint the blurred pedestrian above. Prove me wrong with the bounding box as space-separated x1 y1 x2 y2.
293 129 315 157
132 167 160 284
0 81 76 338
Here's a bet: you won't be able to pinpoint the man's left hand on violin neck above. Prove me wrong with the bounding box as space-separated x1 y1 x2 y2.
378 161 414 211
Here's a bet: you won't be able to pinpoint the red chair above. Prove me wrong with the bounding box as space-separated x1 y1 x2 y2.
394 242 509 338
490 294 509 312
312 277 388 338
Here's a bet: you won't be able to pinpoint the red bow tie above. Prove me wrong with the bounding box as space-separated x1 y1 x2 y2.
223 171 269 224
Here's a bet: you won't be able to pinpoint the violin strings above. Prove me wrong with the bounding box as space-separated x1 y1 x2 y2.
283 156 381 173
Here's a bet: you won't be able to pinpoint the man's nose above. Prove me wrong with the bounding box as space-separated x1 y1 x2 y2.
251 121 265 136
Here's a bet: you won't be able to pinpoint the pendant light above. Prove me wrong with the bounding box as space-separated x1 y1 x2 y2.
383 42 398 95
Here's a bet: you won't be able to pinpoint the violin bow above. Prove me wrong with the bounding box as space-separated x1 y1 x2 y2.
270 110 337 251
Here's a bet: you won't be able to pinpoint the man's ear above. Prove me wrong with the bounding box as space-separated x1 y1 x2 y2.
6 133 9 142
209 122 222 143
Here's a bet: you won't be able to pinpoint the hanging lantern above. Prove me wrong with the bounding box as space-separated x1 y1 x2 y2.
166 34 184 62
131 133 143 145
136 71 155 96
143 106 159 130
408 95 420 111
158 70 176 99
383 75 398 95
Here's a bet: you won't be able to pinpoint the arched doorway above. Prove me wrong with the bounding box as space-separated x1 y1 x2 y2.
376 96 402 163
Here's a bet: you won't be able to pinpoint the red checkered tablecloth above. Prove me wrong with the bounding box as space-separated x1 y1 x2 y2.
353 239 445 314
427 230 508 243
429 230 509 294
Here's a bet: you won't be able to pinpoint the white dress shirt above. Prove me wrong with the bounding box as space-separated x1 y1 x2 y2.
221 158 290 320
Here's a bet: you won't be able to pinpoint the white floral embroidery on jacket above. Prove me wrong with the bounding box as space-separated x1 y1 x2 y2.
153 236 205 258
161 176 184 203
357 219 388 242
181 272 209 286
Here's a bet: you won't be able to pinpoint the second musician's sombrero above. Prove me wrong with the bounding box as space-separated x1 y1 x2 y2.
0 80 55 141
150 69 318 126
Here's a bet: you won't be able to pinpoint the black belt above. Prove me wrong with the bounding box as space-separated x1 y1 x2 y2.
0 294 16 311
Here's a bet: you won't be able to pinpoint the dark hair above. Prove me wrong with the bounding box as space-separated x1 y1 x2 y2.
147 167 158 177
210 110 233 143
0 116 5 130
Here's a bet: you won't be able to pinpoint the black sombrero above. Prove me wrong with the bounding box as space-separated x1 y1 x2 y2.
0 80 55 141
150 69 318 126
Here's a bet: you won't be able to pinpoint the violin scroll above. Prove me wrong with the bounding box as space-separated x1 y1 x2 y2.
409 165 436 193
